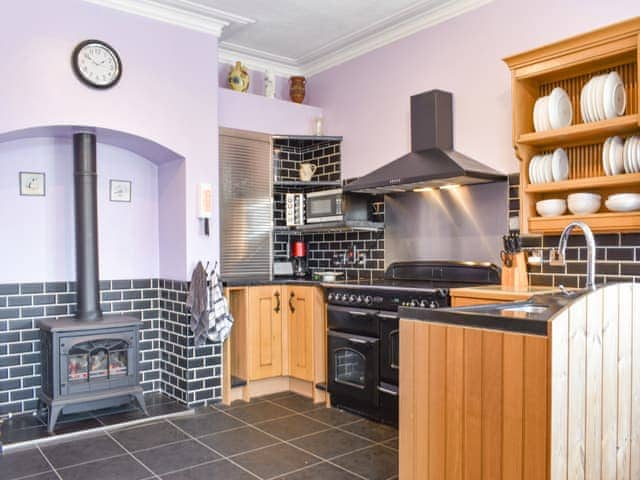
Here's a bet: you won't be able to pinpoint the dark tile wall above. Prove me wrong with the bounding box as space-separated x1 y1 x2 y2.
157 280 221 407
273 138 341 183
272 138 386 279
0 279 221 418
509 174 640 287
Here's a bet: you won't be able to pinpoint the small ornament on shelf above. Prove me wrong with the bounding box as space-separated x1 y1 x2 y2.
228 61 249 92
290 76 306 103
264 69 275 98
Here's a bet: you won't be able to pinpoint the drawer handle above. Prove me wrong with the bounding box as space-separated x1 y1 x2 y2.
289 292 296 314
274 291 281 313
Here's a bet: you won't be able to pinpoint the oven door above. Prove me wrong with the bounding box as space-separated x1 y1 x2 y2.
378 312 399 385
328 331 379 408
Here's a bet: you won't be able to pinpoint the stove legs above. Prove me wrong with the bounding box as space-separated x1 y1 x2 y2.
132 391 148 416
47 404 63 434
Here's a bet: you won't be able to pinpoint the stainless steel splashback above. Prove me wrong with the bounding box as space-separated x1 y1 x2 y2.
219 129 273 280
384 182 508 267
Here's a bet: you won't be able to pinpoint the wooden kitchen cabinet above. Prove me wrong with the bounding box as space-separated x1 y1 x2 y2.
247 285 283 380
224 283 327 403
400 283 640 480
284 286 314 382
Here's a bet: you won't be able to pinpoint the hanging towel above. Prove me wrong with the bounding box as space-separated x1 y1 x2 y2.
207 264 234 343
187 261 209 346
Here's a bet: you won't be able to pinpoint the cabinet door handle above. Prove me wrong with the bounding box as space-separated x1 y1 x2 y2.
289 292 296 314
274 291 281 313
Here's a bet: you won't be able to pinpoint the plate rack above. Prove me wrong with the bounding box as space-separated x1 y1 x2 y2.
504 17 640 234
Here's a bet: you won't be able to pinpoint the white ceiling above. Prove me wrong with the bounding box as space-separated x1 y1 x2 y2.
85 0 493 76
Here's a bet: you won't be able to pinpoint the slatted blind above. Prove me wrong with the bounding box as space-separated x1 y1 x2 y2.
219 130 272 280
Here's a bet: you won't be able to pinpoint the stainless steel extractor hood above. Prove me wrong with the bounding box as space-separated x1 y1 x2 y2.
343 90 506 194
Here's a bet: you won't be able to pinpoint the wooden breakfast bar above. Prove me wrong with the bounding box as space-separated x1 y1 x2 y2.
398 283 640 480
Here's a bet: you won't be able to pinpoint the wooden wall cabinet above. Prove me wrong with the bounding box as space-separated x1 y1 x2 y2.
503 18 640 235
248 285 283 380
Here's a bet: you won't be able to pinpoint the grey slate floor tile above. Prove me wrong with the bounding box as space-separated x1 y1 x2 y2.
0 448 52 480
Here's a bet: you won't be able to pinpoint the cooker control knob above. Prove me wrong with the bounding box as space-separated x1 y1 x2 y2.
437 289 448 298
355 295 363 304
340 293 349 302
364 295 372 305
410 299 419 308
429 301 439 309
349 295 357 303
419 300 429 308
327 293 334 301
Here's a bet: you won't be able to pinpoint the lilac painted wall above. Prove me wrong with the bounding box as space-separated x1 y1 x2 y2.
1 0 219 280
0 137 160 283
218 88 322 135
308 0 640 179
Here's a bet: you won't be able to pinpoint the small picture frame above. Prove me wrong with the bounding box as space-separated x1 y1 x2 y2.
19 172 46 196
109 180 131 203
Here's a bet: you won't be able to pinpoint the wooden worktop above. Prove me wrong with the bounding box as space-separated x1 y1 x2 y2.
450 285 560 302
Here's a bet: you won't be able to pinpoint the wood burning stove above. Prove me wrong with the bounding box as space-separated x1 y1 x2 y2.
38 133 146 433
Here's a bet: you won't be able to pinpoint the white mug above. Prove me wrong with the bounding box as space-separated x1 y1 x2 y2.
299 163 317 181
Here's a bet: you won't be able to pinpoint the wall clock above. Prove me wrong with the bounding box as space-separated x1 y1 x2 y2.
72 40 122 89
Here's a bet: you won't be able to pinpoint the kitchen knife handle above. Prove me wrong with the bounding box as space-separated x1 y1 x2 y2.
274 291 281 313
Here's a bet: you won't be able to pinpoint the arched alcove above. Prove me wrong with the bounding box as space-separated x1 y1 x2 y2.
0 125 187 282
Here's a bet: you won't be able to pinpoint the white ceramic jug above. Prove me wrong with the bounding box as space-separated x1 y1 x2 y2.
299 163 317 181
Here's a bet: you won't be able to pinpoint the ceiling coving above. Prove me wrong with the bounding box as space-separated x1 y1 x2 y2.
84 0 493 76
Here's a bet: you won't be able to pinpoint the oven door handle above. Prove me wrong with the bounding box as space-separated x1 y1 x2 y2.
376 313 398 319
348 311 368 316
377 385 399 396
328 330 378 346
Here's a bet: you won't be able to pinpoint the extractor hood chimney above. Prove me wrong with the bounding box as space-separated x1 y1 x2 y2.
343 90 506 194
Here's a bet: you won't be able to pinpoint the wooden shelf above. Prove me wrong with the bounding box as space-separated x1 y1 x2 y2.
274 180 341 188
525 172 640 193
517 114 639 148
529 211 640 233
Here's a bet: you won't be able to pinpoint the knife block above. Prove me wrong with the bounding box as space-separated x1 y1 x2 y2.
501 252 529 290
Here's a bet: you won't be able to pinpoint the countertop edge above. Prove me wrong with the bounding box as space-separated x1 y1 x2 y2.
398 306 549 336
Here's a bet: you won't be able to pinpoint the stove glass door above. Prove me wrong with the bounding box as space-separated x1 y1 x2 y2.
328 331 379 406
334 348 367 389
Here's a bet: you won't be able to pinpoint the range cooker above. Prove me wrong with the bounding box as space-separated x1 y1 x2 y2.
325 261 500 426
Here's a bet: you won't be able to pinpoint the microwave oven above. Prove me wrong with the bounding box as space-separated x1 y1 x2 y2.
305 188 344 223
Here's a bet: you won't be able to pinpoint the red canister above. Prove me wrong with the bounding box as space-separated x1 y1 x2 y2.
291 240 307 258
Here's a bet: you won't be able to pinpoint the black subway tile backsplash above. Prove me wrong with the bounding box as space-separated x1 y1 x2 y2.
0 277 222 417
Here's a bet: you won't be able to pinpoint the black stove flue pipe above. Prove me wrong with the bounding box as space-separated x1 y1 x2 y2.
73 133 103 321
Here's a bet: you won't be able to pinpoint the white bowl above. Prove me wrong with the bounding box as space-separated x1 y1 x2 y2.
605 193 640 212
536 198 567 217
567 193 601 215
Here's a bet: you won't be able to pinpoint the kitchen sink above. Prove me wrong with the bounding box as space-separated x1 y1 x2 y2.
501 305 549 314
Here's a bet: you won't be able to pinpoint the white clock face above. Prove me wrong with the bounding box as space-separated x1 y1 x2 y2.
75 42 120 87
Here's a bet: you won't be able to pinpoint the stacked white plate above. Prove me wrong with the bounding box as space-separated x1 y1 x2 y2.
533 87 573 132
581 71 626 122
529 148 569 184
603 136 624 175
606 193 640 212
623 136 640 173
